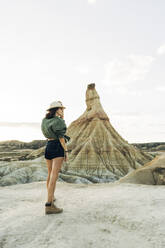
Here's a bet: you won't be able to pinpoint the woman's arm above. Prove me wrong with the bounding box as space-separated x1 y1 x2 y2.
59 137 68 161
59 137 67 151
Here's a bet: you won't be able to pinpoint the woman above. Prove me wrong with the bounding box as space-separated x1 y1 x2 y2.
41 101 70 215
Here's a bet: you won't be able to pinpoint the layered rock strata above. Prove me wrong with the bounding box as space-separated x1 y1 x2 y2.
118 153 165 185
65 84 153 181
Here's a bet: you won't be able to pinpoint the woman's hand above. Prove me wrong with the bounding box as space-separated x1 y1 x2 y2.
57 108 64 119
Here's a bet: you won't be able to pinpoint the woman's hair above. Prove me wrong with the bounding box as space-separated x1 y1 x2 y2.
45 107 59 119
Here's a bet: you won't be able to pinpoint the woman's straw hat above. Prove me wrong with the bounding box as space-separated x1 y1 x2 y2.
46 101 66 111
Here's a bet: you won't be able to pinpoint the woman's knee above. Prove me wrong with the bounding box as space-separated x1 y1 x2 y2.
50 169 58 181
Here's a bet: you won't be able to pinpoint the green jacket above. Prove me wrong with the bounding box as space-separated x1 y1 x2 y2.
41 116 70 141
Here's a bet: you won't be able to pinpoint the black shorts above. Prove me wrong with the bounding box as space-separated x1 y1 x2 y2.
44 140 64 160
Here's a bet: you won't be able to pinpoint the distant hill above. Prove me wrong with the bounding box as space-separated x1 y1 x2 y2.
0 139 47 150
132 142 165 151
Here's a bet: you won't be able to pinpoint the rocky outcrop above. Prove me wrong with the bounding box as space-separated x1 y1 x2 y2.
65 84 153 181
0 140 46 161
0 156 95 186
0 149 33 161
26 147 45 160
0 157 48 186
0 140 48 186
118 153 165 185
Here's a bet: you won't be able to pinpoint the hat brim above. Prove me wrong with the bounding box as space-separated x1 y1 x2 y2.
46 106 66 111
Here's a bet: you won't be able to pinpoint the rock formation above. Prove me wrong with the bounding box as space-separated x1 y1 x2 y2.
118 152 165 185
0 140 46 161
0 157 48 186
65 84 153 181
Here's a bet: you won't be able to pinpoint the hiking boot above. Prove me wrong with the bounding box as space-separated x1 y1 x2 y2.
45 202 63 215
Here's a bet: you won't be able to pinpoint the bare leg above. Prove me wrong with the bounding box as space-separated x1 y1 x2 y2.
51 157 64 198
46 159 56 201
46 159 52 190
47 157 64 203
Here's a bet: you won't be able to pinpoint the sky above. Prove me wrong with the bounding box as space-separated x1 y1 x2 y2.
0 0 165 143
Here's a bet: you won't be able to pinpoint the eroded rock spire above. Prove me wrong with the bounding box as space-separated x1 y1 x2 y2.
65 84 153 182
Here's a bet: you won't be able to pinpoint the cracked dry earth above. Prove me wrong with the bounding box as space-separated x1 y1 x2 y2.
0 180 165 248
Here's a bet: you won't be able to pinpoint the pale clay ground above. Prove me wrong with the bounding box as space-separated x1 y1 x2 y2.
0 179 165 248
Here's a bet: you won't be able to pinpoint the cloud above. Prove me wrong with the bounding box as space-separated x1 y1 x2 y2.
157 44 165 55
114 87 143 96
110 111 141 117
104 54 154 85
88 0 96 5
155 86 165 92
